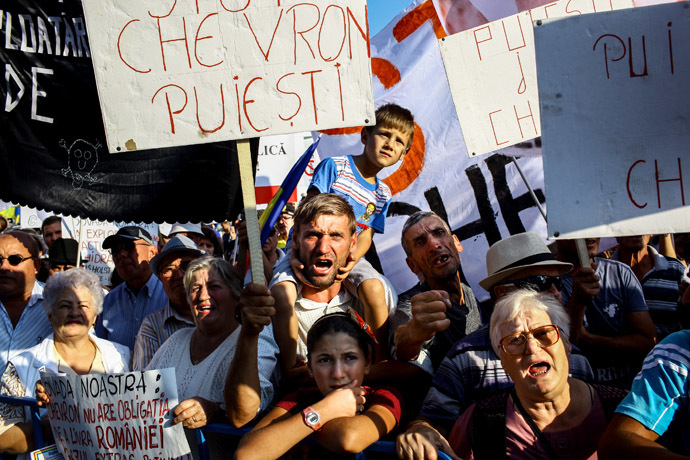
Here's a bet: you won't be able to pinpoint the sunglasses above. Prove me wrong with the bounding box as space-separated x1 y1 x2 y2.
497 275 562 293
0 255 36 266
109 241 150 255
499 324 561 356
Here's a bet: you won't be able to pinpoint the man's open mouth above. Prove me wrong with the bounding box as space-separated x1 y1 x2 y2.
431 253 450 266
313 258 333 274
528 362 551 377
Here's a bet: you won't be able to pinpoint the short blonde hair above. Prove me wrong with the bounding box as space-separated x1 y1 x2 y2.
489 290 570 355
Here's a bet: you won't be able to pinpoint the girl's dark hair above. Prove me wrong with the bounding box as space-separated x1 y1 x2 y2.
307 312 373 361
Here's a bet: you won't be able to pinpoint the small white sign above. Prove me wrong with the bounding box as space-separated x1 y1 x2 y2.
536 2 690 238
81 0 375 153
440 0 632 157
41 369 191 459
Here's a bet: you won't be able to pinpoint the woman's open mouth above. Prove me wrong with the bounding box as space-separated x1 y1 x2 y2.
528 362 551 377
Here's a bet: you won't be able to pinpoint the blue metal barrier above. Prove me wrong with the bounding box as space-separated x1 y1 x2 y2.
0 395 43 459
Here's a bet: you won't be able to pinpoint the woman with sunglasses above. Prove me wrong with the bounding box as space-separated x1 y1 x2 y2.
447 290 627 460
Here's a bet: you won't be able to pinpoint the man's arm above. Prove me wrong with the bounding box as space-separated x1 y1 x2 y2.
577 310 657 352
599 414 688 460
131 316 159 371
396 419 461 460
394 291 451 362
224 284 275 427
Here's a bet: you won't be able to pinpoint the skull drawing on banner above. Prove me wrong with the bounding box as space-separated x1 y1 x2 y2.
60 139 101 189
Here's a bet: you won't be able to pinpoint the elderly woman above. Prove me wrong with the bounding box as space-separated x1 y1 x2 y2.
0 269 130 456
447 290 627 460
145 256 279 459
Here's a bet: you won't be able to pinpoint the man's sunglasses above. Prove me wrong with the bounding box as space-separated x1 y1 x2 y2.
0 255 36 266
497 275 562 292
108 241 150 255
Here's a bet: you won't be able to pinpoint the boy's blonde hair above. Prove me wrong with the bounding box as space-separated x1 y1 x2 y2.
364 103 415 150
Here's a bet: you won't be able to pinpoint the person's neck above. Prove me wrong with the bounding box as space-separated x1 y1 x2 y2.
126 273 151 294
519 378 591 432
618 246 652 281
170 301 193 320
191 325 236 363
427 274 463 305
54 334 94 354
351 154 380 185
1 289 33 327
301 281 342 304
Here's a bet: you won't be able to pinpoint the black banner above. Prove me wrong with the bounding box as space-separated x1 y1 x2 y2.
0 1 258 223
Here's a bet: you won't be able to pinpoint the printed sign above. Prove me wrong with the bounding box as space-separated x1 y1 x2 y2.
255 133 312 205
536 2 690 238
439 0 632 157
41 369 190 460
81 0 375 153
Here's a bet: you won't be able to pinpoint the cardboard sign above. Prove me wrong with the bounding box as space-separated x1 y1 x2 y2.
439 0 632 157
536 2 690 238
41 369 191 460
81 0 374 153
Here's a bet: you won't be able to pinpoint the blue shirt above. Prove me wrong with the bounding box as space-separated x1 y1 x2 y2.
0 282 52 374
96 274 168 351
310 155 391 234
616 330 690 455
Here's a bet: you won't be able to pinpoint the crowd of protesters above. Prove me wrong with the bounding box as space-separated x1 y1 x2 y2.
0 104 689 459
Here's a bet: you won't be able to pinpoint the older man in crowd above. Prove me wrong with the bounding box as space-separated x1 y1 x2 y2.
609 235 685 339
96 226 168 350
0 231 52 373
389 211 482 373
396 232 593 460
132 235 202 370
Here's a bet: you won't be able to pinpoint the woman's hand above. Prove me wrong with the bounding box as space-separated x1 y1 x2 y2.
316 381 367 421
238 284 276 336
172 397 220 429
35 381 50 407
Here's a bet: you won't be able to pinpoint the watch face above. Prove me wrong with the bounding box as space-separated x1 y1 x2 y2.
306 412 319 424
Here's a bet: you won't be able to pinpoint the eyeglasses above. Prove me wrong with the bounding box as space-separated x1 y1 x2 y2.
0 255 36 266
159 260 191 278
499 324 561 356
497 275 562 293
109 241 150 255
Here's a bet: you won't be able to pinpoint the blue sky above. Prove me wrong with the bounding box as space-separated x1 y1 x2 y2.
368 0 414 35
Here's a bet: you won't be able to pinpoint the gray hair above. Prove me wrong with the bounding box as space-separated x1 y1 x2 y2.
184 255 241 299
400 211 451 256
489 290 570 355
43 269 104 315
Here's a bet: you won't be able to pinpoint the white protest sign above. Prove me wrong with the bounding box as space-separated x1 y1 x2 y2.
439 0 632 157
255 133 312 205
62 218 158 284
535 2 690 238
81 0 374 153
41 369 190 460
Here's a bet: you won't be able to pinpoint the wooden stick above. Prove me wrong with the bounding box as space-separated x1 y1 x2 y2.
237 139 265 286
575 238 590 267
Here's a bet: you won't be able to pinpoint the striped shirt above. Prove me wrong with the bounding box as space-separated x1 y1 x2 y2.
0 282 52 374
612 246 685 339
616 330 690 454
95 274 168 351
310 155 391 234
131 302 195 371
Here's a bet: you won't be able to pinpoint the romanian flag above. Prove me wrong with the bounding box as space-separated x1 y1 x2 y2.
259 136 320 245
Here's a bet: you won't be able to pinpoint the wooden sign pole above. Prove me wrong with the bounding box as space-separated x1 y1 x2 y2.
237 138 265 286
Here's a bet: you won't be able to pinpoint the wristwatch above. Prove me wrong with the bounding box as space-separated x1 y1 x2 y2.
302 406 322 431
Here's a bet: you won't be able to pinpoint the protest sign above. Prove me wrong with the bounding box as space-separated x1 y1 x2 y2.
439 0 632 157
536 2 690 238
81 0 375 153
41 368 190 460
255 133 313 206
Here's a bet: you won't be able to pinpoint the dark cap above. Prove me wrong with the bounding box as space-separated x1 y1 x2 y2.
102 225 153 249
49 238 81 266
282 202 296 216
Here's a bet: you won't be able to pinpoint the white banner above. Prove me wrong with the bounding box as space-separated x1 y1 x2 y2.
536 2 690 238
316 0 548 301
41 369 191 459
440 0 632 157
81 0 375 153
255 133 313 205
